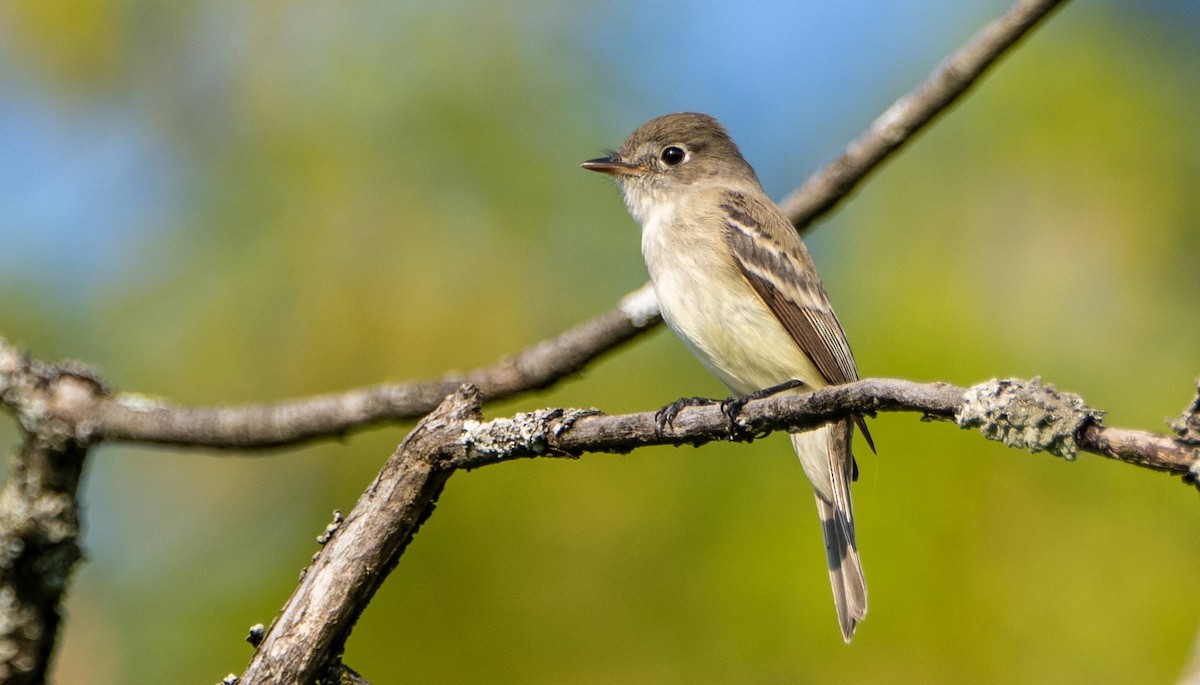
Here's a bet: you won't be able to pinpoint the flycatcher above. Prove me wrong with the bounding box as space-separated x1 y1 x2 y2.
582 112 872 642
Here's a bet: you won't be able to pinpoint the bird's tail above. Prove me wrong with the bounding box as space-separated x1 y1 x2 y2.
791 420 867 642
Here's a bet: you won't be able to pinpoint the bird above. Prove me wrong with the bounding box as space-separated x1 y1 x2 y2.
581 112 872 642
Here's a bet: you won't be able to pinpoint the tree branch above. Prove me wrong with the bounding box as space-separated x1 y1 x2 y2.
778 0 1068 228
448 377 1197 476
0 346 101 684
239 388 481 684
0 284 660 451
5 1 1070 455
0 1 1087 680
238 376 1198 682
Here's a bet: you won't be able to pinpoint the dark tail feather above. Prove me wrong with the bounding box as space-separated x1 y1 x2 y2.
793 419 867 642
816 492 867 642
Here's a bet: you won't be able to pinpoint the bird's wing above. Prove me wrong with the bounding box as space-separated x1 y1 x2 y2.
720 191 859 386
721 191 874 452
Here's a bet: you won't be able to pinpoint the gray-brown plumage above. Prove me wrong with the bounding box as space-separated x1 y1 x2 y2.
583 112 871 641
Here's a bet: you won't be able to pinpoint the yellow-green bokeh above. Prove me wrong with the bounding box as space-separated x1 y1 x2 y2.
1 2 1198 683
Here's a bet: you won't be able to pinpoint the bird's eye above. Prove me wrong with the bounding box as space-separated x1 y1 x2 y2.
660 146 686 166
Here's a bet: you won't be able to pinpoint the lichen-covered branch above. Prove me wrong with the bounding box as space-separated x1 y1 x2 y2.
448 377 1197 477
0 1 1108 679
955 377 1102 459
239 388 482 684
237 376 1197 682
0 345 104 684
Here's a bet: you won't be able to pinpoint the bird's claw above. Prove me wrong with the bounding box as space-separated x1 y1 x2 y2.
722 380 807 441
655 396 718 435
719 396 757 441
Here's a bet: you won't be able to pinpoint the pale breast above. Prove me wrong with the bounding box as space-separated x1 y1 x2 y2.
640 208 825 396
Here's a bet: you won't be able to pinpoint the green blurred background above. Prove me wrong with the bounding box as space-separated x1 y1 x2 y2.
2 1 1199 682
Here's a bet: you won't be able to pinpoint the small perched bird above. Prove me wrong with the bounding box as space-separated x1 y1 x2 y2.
582 112 872 642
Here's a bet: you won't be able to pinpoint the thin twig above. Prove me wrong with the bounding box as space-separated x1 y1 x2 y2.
779 0 1068 228
4 2 1069 453
5 285 660 450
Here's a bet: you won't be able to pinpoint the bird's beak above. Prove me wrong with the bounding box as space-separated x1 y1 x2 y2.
580 156 644 176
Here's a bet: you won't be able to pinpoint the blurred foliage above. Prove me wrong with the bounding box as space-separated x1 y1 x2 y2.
1 1 1199 684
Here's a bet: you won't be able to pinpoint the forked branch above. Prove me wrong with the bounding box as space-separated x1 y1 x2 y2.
239 377 1198 682
0 0 1104 682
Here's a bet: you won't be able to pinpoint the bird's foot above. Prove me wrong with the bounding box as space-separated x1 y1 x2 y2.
720 380 808 441
655 396 718 435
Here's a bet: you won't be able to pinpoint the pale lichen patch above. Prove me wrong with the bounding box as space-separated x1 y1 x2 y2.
956 378 1102 460
460 408 601 461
